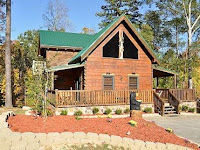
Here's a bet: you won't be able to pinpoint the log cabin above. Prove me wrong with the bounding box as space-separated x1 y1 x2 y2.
39 14 196 115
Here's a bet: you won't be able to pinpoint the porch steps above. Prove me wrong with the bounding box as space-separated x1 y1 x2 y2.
157 103 177 115
164 105 177 114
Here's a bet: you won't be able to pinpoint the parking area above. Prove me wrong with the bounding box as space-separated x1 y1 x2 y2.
144 114 200 145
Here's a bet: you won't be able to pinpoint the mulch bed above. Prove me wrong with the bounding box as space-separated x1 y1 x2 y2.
8 115 199 150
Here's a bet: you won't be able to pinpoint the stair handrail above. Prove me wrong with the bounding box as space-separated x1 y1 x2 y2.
168 91 180 114
153 91 165 116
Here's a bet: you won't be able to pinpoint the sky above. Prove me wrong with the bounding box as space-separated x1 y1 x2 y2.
11 0 106 40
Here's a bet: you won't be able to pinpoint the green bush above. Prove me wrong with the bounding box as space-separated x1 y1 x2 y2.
124 108 130 113
104 108 112 114
115 108 122 115
144 107 152 113
75 116 82 120
74 110 83 116
188 108 195 113
92 107 99 115
60 110 68 115
46 109 54 117
182 105 189 111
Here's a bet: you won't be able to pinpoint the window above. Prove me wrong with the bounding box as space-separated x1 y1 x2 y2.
123 33 138 59
129 76 138 90
103 75 114 90
103 32 119 58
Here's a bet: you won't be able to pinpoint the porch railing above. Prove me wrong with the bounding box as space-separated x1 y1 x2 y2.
153 91 164 116
156 89 196 102
48 90 153 107
168 91 180 114
169 89 196 102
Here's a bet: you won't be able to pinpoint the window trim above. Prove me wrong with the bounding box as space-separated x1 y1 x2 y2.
102 74 115 90
128 75 139 90
102 32 119 58
123 32 138 59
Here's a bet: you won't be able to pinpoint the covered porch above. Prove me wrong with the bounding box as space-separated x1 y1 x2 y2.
47 64 196 116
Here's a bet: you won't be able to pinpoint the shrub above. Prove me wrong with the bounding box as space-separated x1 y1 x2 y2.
182 105 189 111
60 110 68 115
74 110 83 116
115 108 122 115
92 107 99 115
144 107 152 113
46 109 54 117
75 116 82 120
188 108 195 113
124 108 130 113
128 120 137 127
104 108 112 114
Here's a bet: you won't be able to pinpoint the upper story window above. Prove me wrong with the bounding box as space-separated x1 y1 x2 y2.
123 33 138 59
103 75 114 90
103 32 119 58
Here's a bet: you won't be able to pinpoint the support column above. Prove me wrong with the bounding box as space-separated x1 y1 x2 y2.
174 75 177 89
156 77 159 89
50 71 54 90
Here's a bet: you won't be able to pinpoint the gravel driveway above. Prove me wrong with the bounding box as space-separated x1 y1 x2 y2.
144 114 200 145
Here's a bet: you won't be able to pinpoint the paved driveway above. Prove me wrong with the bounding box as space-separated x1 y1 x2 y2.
144 115 200 145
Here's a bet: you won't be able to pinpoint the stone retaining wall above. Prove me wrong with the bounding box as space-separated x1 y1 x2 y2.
0 111 193 150
180 102 197 109
56 104 154 115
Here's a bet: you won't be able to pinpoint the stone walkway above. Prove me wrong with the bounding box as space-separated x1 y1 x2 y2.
144 114 200 146
0 112 193 150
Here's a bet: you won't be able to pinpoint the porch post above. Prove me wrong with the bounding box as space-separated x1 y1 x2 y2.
174 75 177 89
51 71 54 90
156 77 159 89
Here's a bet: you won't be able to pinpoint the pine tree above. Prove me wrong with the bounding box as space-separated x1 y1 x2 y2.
96 0 143 28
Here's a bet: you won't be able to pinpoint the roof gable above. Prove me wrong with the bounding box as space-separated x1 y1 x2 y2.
69 14 160 64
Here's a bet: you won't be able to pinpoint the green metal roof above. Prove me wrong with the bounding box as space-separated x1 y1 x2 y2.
40 30 94 48
152 65 179 75
48 63 85 72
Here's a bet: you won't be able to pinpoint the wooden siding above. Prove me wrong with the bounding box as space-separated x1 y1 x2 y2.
84 24 152 90
46 50 78 67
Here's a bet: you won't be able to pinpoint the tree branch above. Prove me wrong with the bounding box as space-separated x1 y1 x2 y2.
192 25 200 35
192 15 200 30
182 0 189 25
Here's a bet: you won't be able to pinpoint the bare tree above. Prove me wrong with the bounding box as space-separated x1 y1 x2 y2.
5 0 12 107
182 0 200 89
43 0 71 31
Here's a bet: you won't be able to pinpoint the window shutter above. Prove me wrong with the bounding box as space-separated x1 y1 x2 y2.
129 76 138 90
103 76 114 90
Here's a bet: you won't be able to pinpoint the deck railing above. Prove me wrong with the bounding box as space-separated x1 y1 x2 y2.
48 90 153 107
169 89 196 102
153 91 165 116
155 89 196 102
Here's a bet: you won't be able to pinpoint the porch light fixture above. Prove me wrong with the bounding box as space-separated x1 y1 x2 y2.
106 72 110 75
54 75 58 80
132 72 135 74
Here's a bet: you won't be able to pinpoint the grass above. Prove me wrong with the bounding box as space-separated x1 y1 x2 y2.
0 107 26 115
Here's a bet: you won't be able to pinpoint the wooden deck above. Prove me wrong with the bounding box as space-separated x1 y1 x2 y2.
47 89 196 108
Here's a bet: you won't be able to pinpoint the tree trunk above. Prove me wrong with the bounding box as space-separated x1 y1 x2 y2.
5 0 12 108
188 28 192 89
175 25 179 88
